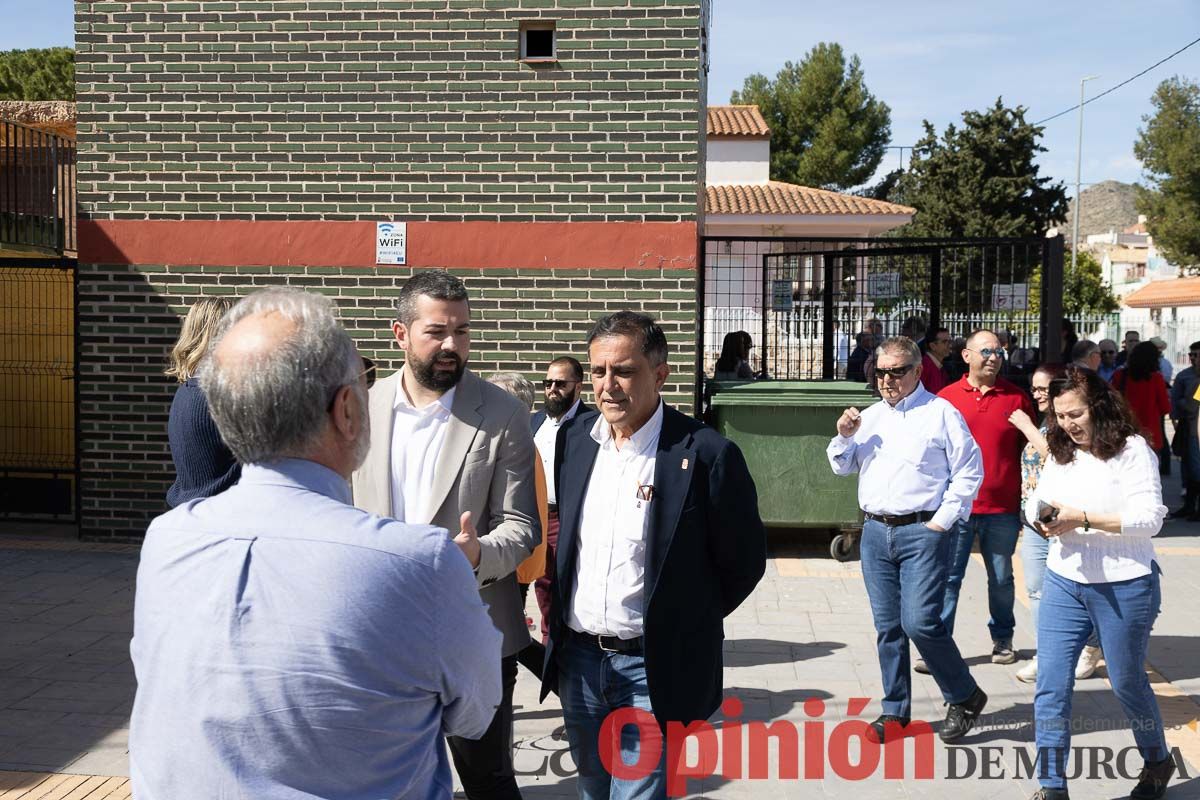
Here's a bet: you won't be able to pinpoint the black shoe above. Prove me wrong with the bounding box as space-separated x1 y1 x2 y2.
1029 789 1070 800
1131 755 1176 800
865 714 910 744
1169 503 1194 519
939 686 987 742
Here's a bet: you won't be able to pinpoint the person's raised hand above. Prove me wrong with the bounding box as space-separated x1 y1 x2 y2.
837 407 862 438
453 511 481 569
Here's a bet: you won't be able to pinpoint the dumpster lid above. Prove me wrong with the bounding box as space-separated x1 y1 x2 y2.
709 380 877 407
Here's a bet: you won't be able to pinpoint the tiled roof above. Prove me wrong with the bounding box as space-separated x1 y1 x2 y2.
707 105 770 137
706 182 916 217
1124 277 1200 309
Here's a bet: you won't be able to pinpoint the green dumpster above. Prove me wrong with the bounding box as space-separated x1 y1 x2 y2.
709 381 875 561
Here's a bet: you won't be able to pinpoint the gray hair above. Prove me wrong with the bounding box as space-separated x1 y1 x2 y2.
874 335 921 367
487 372 536 411
1071 338 1099 363
586 311 668 366
201 288 360 464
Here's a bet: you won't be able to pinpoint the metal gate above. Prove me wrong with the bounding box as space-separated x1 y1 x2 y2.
0 258 79 521
700 235 1064 390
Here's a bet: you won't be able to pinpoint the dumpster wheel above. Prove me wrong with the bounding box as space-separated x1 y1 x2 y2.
829 530 859 562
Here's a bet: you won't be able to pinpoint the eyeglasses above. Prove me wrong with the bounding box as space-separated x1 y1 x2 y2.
543 379 578 390
875 365 915 380
1100 350 1117 355
326 356 376 411
1031 386 1050 395
967 347 1006 360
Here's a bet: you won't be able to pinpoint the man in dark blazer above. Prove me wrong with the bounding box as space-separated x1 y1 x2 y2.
539 311 766 799
531 356 590 642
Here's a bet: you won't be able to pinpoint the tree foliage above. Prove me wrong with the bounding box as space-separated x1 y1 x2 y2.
730 43 891 191
0 48 75 101
892 99 1068 238
1028 249 1119 315
1134 76 1200 274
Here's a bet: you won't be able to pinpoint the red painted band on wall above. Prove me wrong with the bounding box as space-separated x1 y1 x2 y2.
78 220 699 270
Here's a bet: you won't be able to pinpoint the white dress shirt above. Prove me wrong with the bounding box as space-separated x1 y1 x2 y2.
389 371 456 524
533 398 582 506
826 385 983 531
567 401 663 639
1024 435 1166 584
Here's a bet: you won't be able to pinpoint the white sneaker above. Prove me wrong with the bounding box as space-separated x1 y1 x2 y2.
914 658 930 675
1016 656 1038 684
1075 645 1102 680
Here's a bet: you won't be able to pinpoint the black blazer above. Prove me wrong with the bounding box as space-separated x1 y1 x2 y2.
539 404 767 728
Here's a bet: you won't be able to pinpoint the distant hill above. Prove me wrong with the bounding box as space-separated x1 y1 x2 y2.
1061 180 1140 239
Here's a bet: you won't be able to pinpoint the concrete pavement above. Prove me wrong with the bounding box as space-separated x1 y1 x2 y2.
3 473 1200 798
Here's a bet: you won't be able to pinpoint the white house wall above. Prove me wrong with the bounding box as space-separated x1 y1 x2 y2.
705 138 770 184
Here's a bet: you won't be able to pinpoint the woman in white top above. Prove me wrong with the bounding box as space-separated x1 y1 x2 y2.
1025 367 1172 800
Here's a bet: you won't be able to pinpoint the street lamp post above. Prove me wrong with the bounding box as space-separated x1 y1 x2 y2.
1072 74 1100 276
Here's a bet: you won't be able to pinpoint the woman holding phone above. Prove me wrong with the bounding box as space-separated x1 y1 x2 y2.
1024 366 1171 800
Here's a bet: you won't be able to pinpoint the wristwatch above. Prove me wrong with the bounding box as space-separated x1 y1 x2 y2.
1082 511 1090 532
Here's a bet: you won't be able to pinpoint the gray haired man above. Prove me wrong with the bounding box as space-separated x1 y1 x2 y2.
130 288 501 799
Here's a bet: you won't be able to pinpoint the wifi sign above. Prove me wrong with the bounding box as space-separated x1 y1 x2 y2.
376 221 407 265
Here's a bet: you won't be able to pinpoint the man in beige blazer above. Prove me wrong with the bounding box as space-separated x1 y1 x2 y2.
353 270 538 800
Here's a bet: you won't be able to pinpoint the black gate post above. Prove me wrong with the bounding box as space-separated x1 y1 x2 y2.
821 253 834 379
761 254 771 378
928 248 942 334
1042 235 1065 364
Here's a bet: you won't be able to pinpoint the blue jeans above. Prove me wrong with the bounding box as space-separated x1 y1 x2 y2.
1188 431 1200 482
942 513 1020 642
1021 529 1099 650
1034 566 1167 789
860 520 978 718
558 638 665 800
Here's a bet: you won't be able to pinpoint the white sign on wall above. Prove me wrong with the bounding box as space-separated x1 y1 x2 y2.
991 282 1029 311
771 280 793 311
376 222 407 265
865 272 900 299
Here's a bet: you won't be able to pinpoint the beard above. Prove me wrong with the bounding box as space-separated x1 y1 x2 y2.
545 392 576 418
408 351 465 393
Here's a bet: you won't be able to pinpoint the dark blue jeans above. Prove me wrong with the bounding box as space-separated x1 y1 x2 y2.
860 519 978 718
942 513 1020 642
1034 566 1167 789
557 638 665 800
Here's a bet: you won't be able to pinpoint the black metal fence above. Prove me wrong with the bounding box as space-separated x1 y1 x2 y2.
0 119 77 254
0 259 78 521
699 235 1065 390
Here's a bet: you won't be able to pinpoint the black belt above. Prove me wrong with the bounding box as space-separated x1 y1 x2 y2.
547 502 558 514
863 510 935 527
569 627 643 653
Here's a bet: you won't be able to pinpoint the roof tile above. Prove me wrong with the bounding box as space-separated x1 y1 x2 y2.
706 182 915 217
707 105 770 137
1123 277 1200 309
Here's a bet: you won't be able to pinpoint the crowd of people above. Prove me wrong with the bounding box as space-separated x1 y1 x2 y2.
141 272 767 800
828 326 1176 800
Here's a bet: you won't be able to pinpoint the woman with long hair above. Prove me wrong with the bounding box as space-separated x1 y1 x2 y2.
714 330 754 380
165 297 240 506
1025 367 1172 800
1112 340 1172 462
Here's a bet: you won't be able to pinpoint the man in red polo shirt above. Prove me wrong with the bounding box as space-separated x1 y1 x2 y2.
933 328 1035 667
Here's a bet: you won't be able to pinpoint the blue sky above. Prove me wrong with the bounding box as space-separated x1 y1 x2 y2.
709 0 1200 192
7 0 1199 194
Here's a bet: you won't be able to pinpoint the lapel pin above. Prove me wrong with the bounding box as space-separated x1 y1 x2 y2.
681 458 689 470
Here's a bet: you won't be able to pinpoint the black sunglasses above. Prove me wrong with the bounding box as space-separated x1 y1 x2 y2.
875 365 915 380
543 379 578 390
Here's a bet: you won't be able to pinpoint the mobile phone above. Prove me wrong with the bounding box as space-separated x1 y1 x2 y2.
1036 500 1059 524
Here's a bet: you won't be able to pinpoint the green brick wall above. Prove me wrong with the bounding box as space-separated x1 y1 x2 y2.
74 0 706 221
77 264 697 539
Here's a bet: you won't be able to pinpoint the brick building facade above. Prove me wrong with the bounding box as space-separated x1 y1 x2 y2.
73 0 708 539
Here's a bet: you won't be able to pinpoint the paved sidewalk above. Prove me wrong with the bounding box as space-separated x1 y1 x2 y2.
3 477 1200 798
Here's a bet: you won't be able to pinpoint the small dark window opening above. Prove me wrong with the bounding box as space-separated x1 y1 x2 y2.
520 22 556 62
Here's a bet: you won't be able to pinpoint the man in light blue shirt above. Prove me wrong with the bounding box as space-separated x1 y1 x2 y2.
827 336 986 745
130 288 502 800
